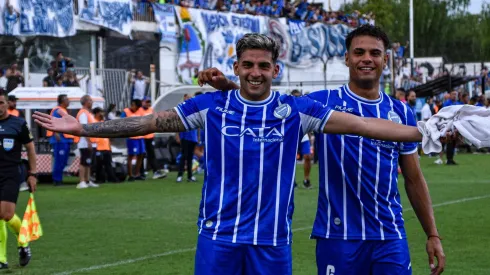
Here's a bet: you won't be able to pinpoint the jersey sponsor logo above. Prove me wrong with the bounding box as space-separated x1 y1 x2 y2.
221 126 284 142
215 106 235 115
334 105 354 113
273 104 291 119
326 265 335 275
388 111 402 124
2 138 14 151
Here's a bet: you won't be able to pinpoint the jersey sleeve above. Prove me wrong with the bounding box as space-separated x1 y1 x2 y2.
399 104 418 155
295 96 334 134
174 92 214 131
19 121 33 144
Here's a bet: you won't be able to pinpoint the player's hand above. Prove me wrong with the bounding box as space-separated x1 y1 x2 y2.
427 236 445 274
27 176 37 193
197 68 230 89
33 111 83 137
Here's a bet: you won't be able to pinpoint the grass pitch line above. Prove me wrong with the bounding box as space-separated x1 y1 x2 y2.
54 194 490 275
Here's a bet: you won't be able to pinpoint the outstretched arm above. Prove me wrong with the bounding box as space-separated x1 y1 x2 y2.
33 109 186 138
324 111 422 142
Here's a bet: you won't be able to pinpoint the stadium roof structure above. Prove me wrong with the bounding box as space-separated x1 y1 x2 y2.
413 74 478 97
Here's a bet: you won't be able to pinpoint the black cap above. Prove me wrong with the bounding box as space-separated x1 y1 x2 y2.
8 95 18 101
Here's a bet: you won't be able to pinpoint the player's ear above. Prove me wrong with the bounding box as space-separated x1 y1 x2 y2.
273 62 280 79
233 60 239 76
345 51 349 67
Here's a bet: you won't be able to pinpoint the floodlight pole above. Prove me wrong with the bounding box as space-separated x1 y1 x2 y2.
409 0 414 76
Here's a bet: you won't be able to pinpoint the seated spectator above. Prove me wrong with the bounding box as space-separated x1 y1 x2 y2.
64 71 80 87
43 68 56 87
55 75 65 87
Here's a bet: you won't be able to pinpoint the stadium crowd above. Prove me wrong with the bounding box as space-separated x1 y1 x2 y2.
134 0 375 27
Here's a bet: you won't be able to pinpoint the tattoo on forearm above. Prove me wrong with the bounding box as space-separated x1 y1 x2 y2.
81 115 154 138
155 109 186 132
80 109 184 138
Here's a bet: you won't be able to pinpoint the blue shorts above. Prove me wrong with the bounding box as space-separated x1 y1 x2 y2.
195 235 292 275
126 139 146 156
316 238 411 275
300 140 311 155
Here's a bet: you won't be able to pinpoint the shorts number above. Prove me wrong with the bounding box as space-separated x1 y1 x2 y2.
326 265 335 275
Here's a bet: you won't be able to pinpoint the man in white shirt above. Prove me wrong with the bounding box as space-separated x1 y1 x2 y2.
131 71 150 100
421 97 434 122
75 95 99 189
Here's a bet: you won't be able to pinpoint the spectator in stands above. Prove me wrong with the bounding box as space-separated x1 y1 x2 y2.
176 94 198 183
230 0 239 12
0 69 7 91
92 107 120 183
294 0 309 20
63 71 80 87
271 2 282 17
121 99 146 181
6 63 23 93
43 68 56 87
55 75 65 87
245 0 255 14
131 70 150 100
56 52 73 75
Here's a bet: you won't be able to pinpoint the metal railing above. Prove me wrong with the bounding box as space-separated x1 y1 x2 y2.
132 2 156 22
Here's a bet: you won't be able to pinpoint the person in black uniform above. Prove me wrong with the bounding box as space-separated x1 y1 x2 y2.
0 91 37 269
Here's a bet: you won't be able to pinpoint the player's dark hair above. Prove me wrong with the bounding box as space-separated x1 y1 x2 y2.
346 24 390 52
57 94 67 105
236 33 280 63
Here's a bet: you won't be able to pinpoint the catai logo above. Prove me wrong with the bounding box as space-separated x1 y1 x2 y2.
221 126 284 142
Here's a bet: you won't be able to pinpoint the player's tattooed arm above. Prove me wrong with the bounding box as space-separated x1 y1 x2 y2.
81 109 186 138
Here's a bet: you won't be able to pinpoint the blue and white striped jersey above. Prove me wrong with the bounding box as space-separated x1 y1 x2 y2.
175 89 333 246
308 85 418 241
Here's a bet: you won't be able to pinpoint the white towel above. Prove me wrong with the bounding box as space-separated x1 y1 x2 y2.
417 105 490 154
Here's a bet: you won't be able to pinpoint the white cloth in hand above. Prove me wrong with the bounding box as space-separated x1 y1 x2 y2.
417 105 490 154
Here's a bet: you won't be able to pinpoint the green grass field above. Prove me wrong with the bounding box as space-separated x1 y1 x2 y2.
5 154 490 274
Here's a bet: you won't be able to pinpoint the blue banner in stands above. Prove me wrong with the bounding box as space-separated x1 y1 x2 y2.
0 0 76 37
175 7 267 84
78 0 133 36
152 3 177 43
